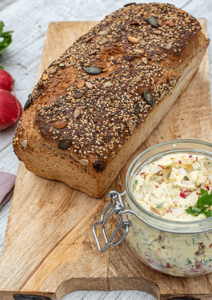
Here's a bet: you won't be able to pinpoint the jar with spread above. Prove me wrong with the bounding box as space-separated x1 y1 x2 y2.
93 140 212 277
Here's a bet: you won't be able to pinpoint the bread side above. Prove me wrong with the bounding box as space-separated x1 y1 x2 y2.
13 3 209 197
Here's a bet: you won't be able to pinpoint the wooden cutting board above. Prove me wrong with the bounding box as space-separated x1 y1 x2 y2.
0 19 211 300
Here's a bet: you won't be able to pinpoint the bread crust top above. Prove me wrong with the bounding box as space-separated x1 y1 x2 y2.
13 3 209 177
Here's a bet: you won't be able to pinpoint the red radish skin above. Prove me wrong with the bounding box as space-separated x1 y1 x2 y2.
0 69 14 92
180 190 191 198
0 89 22 131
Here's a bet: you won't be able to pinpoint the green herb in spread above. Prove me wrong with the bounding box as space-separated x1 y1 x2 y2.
185 189 212 218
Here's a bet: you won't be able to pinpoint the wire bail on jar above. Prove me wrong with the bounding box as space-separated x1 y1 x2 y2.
92 191 132 253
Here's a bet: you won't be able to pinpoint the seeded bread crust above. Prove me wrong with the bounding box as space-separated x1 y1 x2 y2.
13 3 209 197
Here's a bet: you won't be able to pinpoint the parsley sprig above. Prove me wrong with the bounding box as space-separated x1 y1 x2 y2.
185 189 212 218
0 21 13 55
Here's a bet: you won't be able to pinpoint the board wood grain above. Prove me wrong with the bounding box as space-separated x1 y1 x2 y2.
0 19 211 300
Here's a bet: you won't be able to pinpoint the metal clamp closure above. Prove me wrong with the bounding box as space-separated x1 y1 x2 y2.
92 191 131 253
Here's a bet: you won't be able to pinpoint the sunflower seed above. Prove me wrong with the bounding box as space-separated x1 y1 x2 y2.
138 36 146 46
104 81 113 87
134 76 141 82
165 42 173 50
42 74 48 80
98 30 109 35
85 66 102 75
143 90 154 107
142 57 148 64
165 20 175 27
76 79 85 88
154 30 162 35
22 140 27 148
73 107 81 118
148 16 158 28
86 82 93 89
129 21 139 25
135 49 144 54
80 159 89 166
127 35 138 43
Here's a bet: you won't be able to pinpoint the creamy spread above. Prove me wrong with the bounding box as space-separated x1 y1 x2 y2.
123 152 212 276
133 153 212 221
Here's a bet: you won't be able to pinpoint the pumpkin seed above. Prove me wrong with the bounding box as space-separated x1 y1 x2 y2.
74 92 84 99
93 161 106 172
59 139 72 150
143 90 154 107
24 95 33 111
37 82 44 90
148 16 158 28
85 66 102 75
124 2 136 7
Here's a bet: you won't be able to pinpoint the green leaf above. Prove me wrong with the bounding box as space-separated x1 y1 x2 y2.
199 189 209 197
185 189 212 218
197 195 212 207
0 21 4 35
187 258 192 265
0 21 13 54
185 207 200 216
191 206 201 213
204 210 212 218
0 65 4 69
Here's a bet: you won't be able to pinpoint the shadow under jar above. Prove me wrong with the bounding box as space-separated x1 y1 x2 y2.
93 140 212 277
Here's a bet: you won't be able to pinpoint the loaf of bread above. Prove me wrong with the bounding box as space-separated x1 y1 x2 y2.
13 3 209 198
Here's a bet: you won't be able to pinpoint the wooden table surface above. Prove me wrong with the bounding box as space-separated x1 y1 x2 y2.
0 0 211 299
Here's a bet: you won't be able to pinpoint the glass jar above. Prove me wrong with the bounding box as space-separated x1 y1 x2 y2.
93 139 212 277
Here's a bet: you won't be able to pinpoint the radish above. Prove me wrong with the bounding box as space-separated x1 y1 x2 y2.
181 180 192 186
180 190 191 198
151 165 164 174
0 89 22 130
178 167 188 176
0 69 14 92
